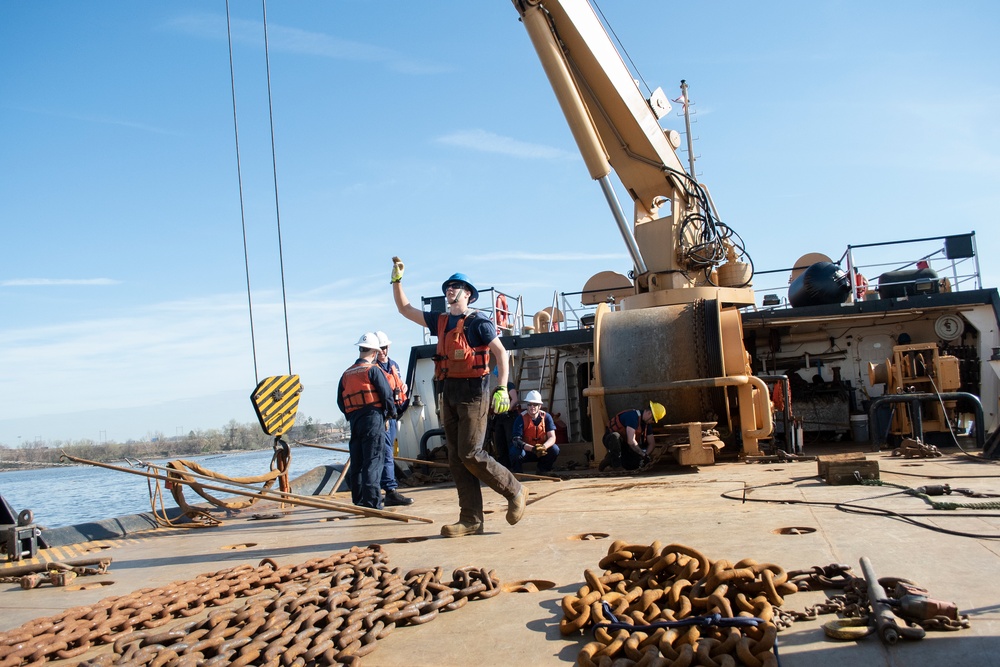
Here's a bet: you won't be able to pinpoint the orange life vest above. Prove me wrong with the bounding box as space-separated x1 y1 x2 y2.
520 410 549 445
383 361 408 407
609 410 645 441
340 361 383 413
434 313 490 380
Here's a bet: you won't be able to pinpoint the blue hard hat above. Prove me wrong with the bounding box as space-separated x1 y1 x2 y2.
442 272 479 303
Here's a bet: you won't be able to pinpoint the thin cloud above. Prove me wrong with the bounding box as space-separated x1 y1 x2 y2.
166 14 449 74
436 130 576 160
2 278 121 287
0 281 398 421
4 105 178 136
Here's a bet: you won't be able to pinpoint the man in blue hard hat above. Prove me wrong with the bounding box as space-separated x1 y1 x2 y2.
390 257 526 537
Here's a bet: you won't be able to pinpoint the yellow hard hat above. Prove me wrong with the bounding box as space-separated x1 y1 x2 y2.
649 401 666 423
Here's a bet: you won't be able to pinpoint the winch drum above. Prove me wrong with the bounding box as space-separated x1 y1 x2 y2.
595 300 731 426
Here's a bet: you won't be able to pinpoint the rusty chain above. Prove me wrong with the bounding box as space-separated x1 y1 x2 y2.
562 541 970 666
784 563 971 633
0 544 500 666
0 559 112 589
562 541 792 667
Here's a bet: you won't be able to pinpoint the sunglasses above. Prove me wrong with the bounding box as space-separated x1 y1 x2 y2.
444 282 466 291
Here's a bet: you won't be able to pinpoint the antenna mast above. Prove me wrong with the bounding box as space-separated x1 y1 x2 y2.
680 80 697 180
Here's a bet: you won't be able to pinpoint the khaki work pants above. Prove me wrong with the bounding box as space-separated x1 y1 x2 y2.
440 377 522 524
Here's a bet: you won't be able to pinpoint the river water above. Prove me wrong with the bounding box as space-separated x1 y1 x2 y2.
0 444 348 529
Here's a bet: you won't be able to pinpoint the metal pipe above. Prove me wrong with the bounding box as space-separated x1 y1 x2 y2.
867 392 984 452
860 556 903 645
301 441 561 482
584 374 752 396
598 175 648 275
583 374 773 438
419 427 445 460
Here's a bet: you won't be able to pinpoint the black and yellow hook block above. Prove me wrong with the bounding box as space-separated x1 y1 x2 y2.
250 375 303 436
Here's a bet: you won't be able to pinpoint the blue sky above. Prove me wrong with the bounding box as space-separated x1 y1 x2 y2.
2 1 998 445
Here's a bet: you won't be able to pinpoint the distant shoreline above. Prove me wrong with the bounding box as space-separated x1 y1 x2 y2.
0 445 298 474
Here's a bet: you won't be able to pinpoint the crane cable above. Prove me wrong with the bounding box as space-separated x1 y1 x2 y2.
591 1 651 97
225 0 293 386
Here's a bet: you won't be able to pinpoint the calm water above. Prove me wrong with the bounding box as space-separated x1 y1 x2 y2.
0 444 347 529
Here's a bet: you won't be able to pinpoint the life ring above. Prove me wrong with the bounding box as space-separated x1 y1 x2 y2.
854 270 869 300
495 294 511 330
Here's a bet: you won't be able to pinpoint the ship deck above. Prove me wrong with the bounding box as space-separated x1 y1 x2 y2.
3 443 999 666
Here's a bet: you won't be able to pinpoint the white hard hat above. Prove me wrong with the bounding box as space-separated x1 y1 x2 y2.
375 331 391 347
524 390 543 405
356 332 381 350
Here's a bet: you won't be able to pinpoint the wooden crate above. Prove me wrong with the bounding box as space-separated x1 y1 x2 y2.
817 452 866 479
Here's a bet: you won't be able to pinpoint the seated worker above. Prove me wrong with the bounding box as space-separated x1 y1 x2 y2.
509 390 559 474
600 401 665 471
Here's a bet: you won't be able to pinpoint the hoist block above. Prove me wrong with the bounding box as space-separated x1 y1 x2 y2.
251 375 302 436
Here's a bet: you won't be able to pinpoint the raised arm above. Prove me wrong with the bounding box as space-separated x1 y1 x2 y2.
391 256 425 326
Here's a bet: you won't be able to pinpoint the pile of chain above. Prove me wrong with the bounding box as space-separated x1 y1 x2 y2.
0 544 500 666
562 541 797 667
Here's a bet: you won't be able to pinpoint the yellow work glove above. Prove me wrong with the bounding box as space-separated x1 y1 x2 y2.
491 386 510 414
534 444 546 457
390 256 405 284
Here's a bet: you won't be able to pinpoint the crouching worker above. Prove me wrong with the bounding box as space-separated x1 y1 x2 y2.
510 390 559 474
600 401 665 471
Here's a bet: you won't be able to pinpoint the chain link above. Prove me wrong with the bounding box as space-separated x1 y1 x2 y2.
562 542 971 666
0 544 500 666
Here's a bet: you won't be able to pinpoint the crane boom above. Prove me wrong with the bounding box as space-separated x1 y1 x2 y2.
512 0 754 307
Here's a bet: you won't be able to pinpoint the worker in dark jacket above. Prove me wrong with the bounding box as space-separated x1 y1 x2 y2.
337 332 397 509
375 330 413 506
490 381 519 469
600 401 665 471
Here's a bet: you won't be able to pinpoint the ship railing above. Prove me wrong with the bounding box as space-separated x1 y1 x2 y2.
747 232 982 311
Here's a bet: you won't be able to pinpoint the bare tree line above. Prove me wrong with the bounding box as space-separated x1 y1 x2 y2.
0 417 348 470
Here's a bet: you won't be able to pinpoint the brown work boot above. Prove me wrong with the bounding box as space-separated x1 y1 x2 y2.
440 520 484 538
506 488 527 525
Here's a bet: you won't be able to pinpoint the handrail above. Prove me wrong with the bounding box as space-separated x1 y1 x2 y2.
867 392 984 452
748 233 981 309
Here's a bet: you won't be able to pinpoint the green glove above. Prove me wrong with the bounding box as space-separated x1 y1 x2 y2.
491 386 511 414
390 256 404 284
